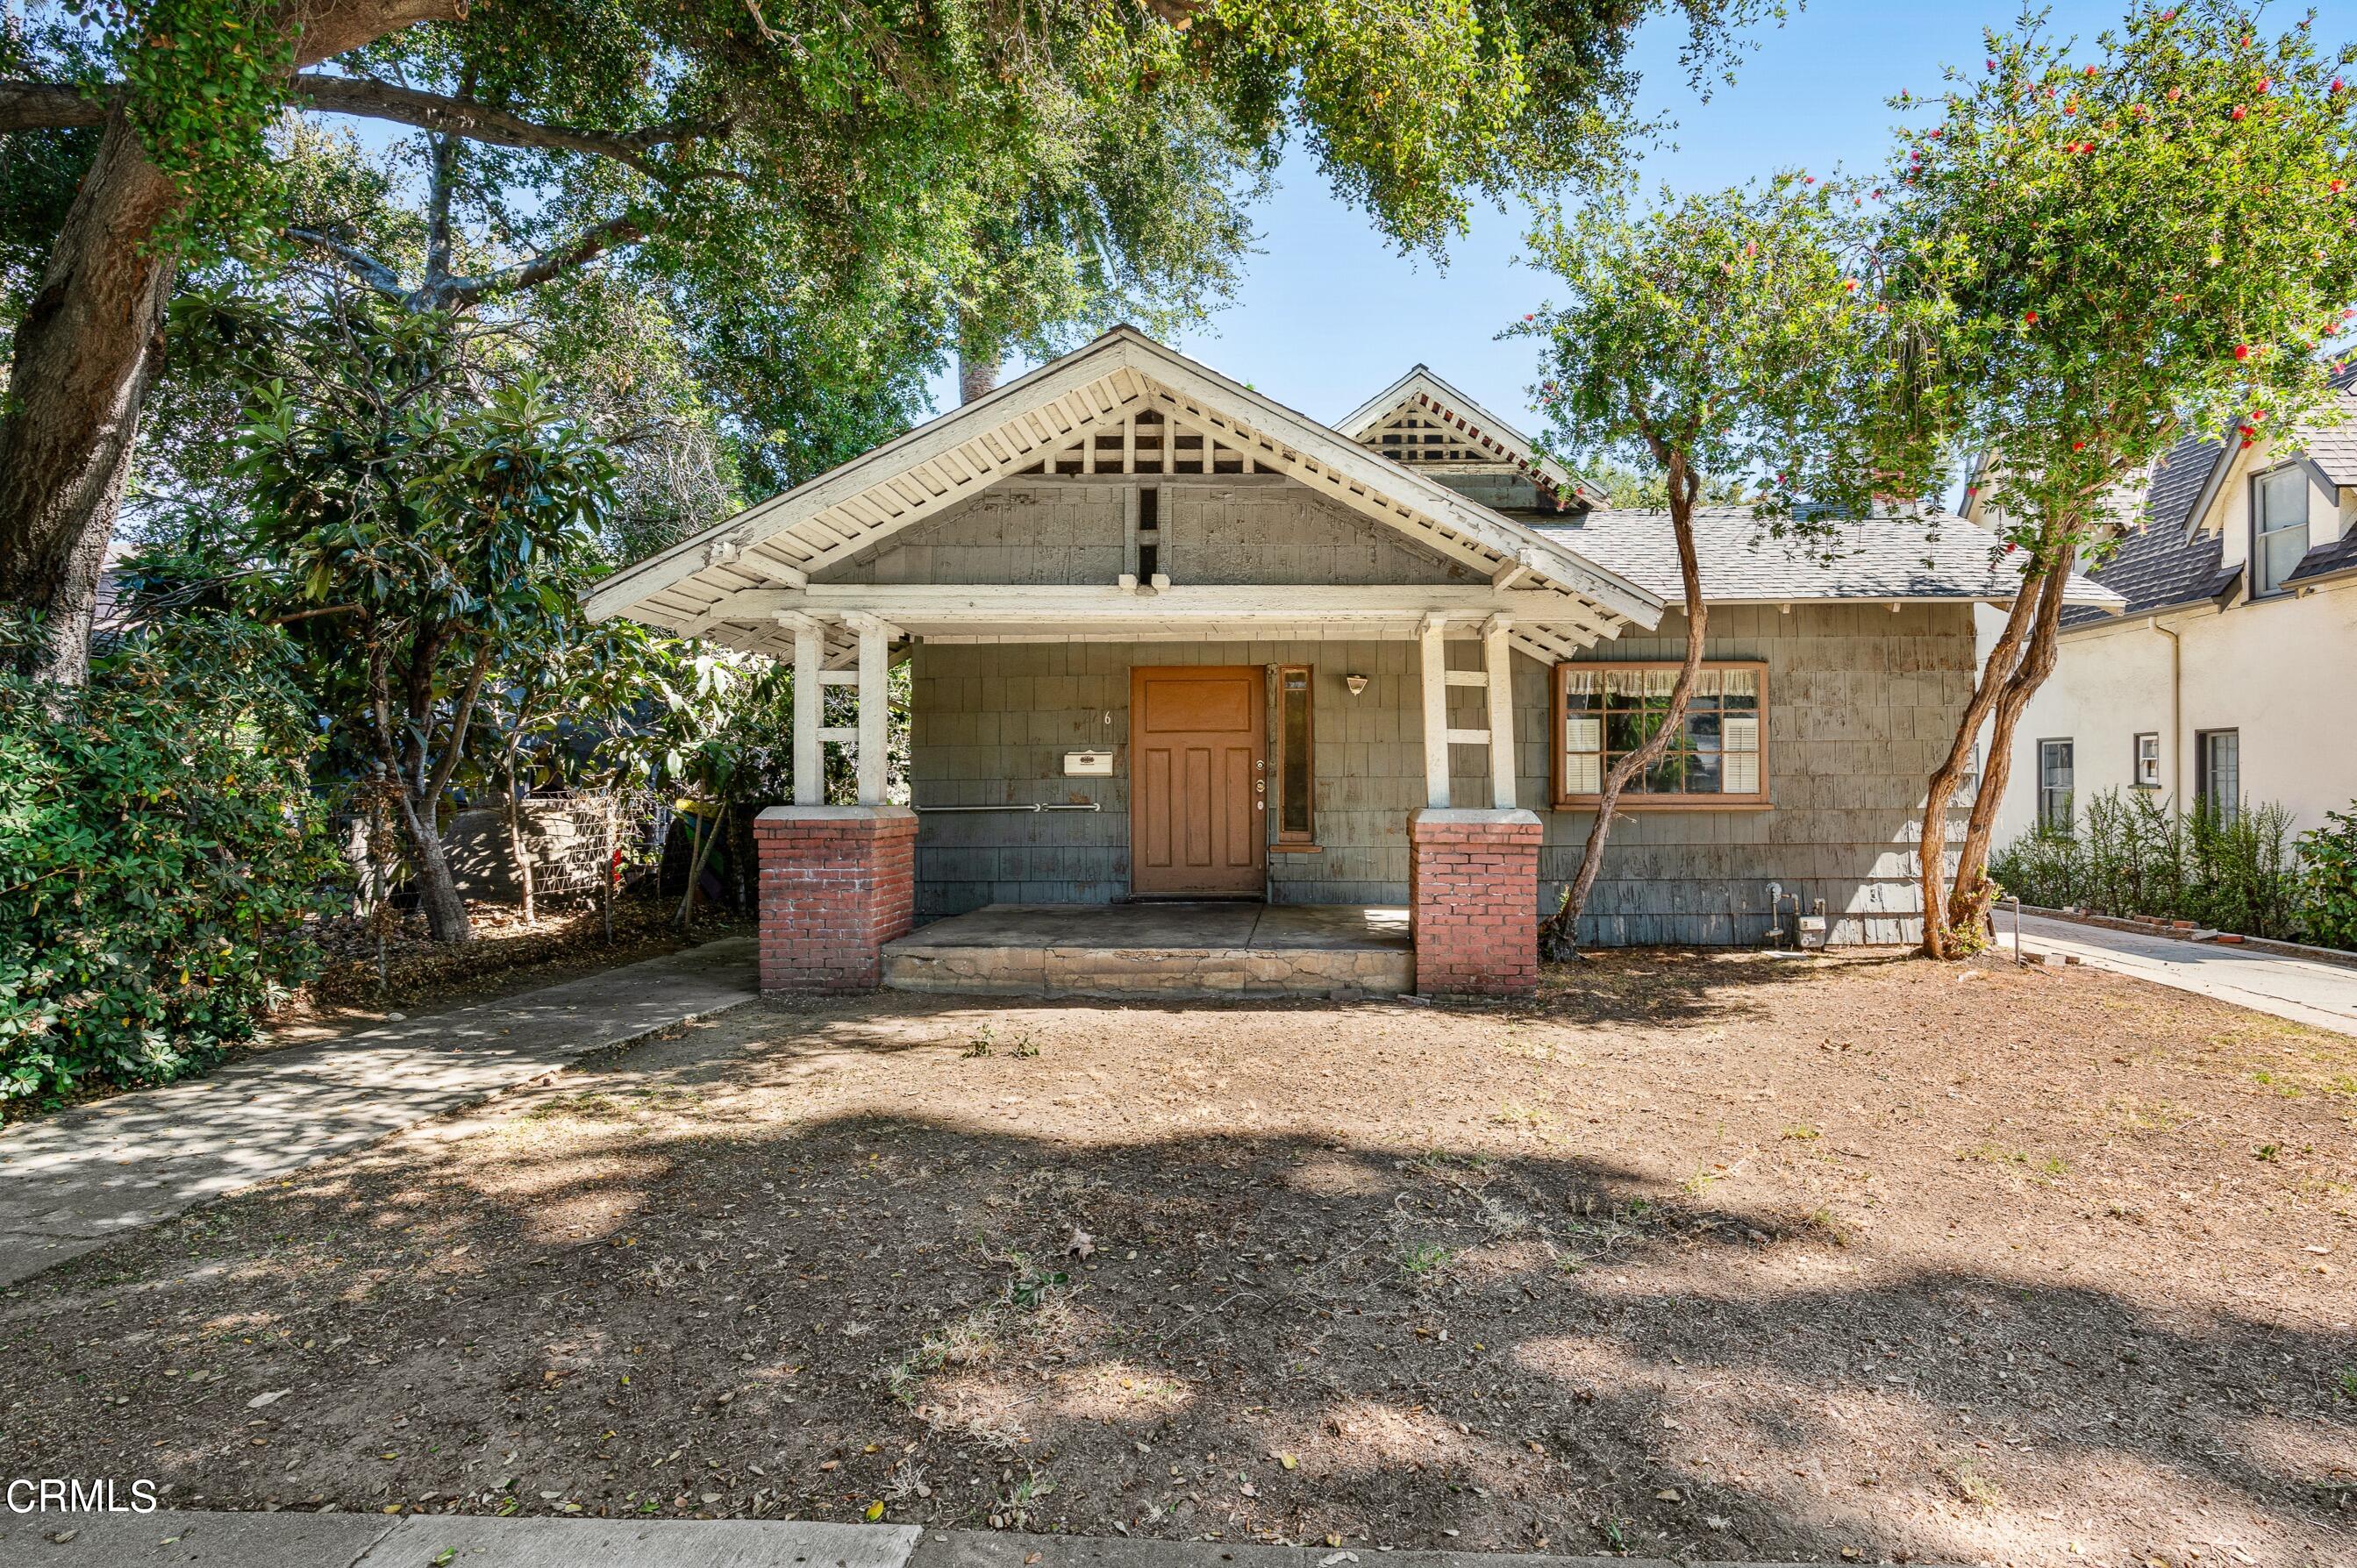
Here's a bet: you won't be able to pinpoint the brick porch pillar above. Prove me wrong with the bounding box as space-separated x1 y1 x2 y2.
754 805 918 993
1407 807 1543 998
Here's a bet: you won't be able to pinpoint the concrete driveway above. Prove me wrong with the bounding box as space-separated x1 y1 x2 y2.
2011 912 2357 1036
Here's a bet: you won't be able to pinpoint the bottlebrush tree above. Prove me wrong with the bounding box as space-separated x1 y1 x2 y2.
1871 1 2357 955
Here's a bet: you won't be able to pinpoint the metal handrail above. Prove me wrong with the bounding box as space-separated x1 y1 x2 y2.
912 802 1101 814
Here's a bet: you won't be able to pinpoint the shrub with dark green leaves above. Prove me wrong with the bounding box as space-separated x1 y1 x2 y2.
2297 806 2357 951
0 614 341 1105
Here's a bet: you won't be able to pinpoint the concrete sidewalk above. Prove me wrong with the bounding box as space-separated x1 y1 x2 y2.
2011 912 2357 1036
0 937 759 1288
0 1511 1860 1567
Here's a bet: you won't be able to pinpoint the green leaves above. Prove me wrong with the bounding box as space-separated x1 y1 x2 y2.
1879 1 2357 559
1515 175 1906 521
0 612 339 1105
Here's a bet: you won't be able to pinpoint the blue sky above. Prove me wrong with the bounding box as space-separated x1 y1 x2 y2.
936 0 2357 437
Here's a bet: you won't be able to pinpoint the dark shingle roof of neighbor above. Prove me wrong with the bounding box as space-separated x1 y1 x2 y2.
1520 506 2122 607
2286 524 2357 585
2057 429 2241 631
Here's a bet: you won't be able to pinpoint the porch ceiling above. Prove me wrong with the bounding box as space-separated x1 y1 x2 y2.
582 327 1664 669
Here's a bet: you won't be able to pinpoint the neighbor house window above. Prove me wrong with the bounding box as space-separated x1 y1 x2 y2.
2037 739 2075 834
1552 662 1768 808
2253 465 2310 597
2133 731 2161 789
2198 729 2241 820
1274 665 1314 843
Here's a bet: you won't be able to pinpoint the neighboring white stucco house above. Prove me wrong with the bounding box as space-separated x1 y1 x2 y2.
1972 383 2357 845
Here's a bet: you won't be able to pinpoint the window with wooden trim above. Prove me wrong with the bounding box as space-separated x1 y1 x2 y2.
1273 665 1315 843
1550 662 1768 809
2132 731 2161 788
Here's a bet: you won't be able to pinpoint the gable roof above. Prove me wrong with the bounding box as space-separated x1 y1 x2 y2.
1335 365 1600 504
2058 430 2240 630
585 328 1662 664
1525 508 2126 608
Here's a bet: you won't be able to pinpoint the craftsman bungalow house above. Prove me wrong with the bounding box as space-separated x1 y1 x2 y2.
589 329 2118 997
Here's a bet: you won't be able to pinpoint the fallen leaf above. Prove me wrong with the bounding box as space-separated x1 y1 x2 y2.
1065 1226 1096 1260
1275 1451 1298 1470
246 1389 289 1409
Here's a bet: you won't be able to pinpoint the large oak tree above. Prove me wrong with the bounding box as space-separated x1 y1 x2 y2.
3 0 1775 684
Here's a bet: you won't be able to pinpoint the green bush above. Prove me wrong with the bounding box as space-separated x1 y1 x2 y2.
1990 788 2307 944
2297 806 2357 950
0 614 342 1106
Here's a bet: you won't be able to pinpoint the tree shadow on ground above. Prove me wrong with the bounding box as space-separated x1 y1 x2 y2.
0 980 2350 1568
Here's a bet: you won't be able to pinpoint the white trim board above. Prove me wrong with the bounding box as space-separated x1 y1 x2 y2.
582 327 1665 657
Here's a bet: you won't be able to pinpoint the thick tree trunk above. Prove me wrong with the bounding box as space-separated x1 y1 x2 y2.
1946 560 2069 938
957 344 1000 404
0 0 461 685
394 788 472 943
1540 461 1709 957
0 110 179 684
1916 580 2043 957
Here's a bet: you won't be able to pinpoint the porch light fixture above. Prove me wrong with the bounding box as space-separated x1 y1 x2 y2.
1345 674 1370 696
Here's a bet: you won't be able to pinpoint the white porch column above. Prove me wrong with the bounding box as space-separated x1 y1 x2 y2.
1482 613 1517 809
1418 612 1451 809
849 612 891 807
787 614 823 806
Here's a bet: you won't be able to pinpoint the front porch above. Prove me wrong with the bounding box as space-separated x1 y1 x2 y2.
881 902 1414 999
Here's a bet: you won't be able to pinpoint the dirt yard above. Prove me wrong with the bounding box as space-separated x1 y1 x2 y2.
2 951 2351 1567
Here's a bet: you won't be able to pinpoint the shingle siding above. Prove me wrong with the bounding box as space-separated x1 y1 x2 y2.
907 601 1976 945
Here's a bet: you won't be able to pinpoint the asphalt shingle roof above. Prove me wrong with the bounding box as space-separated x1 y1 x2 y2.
1520 506 2121 607
2286 525 2357 586
2058 431 2239 630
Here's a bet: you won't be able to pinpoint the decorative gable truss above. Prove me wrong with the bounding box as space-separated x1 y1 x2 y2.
583 329 1663 674
1335 365 1603 507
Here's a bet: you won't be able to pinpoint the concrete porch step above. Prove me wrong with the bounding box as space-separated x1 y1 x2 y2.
882 903 1413 1000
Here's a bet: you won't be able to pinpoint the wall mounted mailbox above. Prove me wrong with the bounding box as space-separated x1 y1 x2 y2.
1063 750 1116 777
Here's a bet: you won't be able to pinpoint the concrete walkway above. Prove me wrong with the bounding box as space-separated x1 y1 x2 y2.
2011 911 2357 1036
0 937 758 1288
0 1511 1855 1568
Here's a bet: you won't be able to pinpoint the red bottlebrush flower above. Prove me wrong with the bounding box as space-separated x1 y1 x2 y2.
2025 310 2039 324
2084 65 2097 79
1986 58 1996 72
2167 85 2182 102
2072 440 2085 451
2336 77 2347 92
2334 180 2347 195
2234 344 2252 360
2231 105 2248 121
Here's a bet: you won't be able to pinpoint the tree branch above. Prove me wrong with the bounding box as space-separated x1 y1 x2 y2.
0 80 102 133
424 210 650 307
290 75 733 181
4 71 733 189
284 227 405 297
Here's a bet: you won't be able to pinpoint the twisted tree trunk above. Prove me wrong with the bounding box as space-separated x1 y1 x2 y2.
1540 456 1708 957
1916 581 2041 957
1946 559 2070 942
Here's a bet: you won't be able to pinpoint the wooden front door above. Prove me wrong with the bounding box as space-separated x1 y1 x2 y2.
1130 666 1266 896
